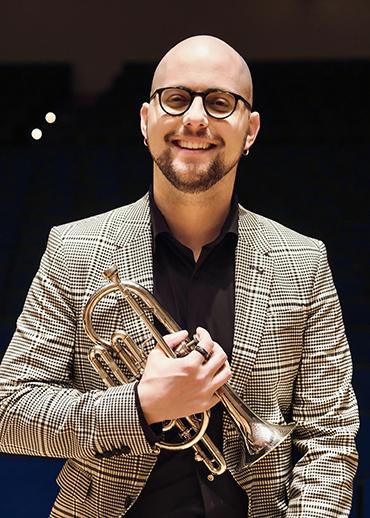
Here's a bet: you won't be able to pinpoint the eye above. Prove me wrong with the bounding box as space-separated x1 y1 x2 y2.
162 89 190 109
206 92 235 114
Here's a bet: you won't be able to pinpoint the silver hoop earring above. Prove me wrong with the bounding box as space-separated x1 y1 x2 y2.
242 148 249 156
144 138 148 147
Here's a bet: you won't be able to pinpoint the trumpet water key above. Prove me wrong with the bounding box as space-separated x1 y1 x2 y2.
83 265 296 480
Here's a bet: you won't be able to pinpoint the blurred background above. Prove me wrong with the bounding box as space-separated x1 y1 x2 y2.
0 1 369 516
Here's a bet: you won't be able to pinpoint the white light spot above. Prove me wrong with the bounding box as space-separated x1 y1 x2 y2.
31 128 42 140
45 112 56 124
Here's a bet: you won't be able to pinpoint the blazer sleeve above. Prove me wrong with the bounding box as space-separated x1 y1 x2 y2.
286 241 359 517
0 226 155 459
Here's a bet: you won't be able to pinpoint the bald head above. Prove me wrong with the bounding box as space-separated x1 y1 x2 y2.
151 35 253 105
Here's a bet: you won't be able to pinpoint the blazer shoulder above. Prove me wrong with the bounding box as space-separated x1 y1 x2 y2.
239 206 323 253
52 194 150 246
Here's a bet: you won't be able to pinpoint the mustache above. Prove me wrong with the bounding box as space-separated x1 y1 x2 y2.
164 129 224 146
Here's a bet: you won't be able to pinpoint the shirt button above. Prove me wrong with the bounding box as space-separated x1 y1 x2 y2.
125 495 134 509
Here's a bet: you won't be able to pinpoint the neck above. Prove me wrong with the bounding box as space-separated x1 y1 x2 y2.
153 170 236 260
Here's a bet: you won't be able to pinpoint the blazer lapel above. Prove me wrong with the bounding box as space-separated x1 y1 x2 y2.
230 207 273 402
109 194 156 354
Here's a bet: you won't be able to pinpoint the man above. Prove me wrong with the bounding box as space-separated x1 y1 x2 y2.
0 35 359 517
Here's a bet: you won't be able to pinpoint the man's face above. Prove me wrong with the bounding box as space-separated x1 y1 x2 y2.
140 49 259 194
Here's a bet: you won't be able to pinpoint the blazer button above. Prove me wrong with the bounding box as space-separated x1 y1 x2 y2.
121 445 131 454
94 451 105 459
105 449 120 458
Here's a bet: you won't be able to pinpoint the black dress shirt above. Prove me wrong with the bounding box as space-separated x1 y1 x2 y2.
127 191 247 518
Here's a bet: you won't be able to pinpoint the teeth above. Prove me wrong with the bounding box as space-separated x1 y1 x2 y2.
177 140 211 150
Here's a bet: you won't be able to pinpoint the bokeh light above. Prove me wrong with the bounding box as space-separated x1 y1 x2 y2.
31 128 42 140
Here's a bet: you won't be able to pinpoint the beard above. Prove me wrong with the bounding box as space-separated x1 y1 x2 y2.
152 147 240 194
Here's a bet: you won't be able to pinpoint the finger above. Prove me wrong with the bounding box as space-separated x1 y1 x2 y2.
155 330 188 351
193 327 214 357
188 343 213 365
210 361 232 392
203 344 227 374
194 344 212 362
149 330 189 360
195 327 212 344
211 361 232 390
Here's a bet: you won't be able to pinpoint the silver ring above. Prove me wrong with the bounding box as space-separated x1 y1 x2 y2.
194 344 211 362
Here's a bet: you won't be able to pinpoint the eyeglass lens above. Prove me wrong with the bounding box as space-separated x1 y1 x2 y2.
160 88 236 118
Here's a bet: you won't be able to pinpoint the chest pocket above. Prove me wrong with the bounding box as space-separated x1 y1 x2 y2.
267 303 307 331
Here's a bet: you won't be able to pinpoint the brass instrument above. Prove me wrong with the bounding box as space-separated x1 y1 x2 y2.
83 266 296 480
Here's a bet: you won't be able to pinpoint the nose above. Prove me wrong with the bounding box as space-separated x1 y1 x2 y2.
182 96 208 129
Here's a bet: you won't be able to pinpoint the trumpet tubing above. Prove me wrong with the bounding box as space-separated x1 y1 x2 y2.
83 265 296 479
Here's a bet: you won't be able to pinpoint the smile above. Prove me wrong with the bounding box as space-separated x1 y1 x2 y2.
174 140 215 151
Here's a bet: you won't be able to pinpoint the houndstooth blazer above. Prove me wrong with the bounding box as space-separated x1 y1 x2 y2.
0 194 359 517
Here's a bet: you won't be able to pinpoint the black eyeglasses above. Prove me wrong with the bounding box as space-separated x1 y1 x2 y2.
150 86 252 119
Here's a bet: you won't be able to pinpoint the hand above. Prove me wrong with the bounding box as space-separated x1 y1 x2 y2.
137 327 231 424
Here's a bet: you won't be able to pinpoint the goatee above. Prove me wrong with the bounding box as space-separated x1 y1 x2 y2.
154 149 234 194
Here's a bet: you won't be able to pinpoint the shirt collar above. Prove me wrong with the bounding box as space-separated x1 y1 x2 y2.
149 186 239 253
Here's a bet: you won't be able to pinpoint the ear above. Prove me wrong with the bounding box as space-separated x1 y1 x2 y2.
140 102 149 140
244 111 260 153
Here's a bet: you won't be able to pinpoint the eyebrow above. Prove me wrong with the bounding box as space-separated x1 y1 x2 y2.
162 85 236 93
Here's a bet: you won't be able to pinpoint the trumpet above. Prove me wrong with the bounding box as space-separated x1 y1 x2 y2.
83 265 296 480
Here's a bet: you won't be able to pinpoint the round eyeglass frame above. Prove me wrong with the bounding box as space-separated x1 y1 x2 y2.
149 86 252 119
